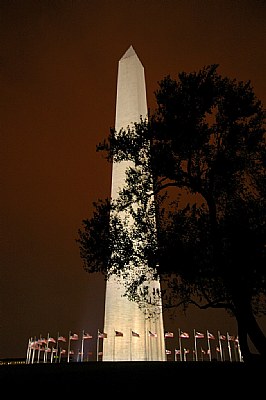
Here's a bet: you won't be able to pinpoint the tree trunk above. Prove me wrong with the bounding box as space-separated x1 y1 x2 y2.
233 293 266 362
246 309 266 360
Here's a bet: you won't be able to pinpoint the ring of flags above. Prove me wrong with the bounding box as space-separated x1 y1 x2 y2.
26 328 243 364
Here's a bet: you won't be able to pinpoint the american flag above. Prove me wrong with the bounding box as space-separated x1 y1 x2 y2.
195 331 204 338
70 333 79 341
165 332 174 338
115 330 123 337
132 331 140 337
98 331 107 338
207 332 215 340
83 332 93 339
58 336 66 342
148 330 157 337
165 349 171 354
180 331 189 338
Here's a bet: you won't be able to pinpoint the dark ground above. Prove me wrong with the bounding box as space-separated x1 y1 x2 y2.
1 360 265 396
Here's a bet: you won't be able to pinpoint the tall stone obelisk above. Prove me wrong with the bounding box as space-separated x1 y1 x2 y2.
102 46 166 361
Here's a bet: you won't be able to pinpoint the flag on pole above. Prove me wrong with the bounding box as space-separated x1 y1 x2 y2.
70 333 79 341
165 332 174 338
207 332 215 340
98 331 107 338
165 349 171 354
195 331 204 338
96 330 106 362
83 332 93 339
179 331 189 338
206 330 213 361
183 348 189 361
48 337 56 343
58 336 66 342
148 330 157 337
115 330 123 337
132 331 140 337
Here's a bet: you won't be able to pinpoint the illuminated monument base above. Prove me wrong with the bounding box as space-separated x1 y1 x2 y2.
102 46 166 361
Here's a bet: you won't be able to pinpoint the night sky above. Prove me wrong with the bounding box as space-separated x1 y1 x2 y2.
1 0 266 360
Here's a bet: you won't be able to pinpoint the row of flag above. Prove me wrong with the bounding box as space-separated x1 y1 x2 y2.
26 331 93 364
26 328 243 363
165 329 243 362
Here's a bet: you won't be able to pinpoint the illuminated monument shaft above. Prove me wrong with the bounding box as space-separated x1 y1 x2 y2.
102 46 166 361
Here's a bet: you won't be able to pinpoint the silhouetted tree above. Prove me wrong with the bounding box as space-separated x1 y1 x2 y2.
77 65 266 361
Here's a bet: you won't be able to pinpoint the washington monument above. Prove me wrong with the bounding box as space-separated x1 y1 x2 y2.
102 46 166 361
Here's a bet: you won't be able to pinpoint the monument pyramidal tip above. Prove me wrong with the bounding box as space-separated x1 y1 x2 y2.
102 46 166 361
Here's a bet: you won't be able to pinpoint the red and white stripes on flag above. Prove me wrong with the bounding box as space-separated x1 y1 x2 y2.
70 333 79 341
207 331 215 340
165 332 174 338
179 331 189 338
98 331 107 339
195 331 205 339
148 330 157 337
83 332 93 339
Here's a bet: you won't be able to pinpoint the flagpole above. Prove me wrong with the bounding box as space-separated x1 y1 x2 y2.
55 332 59 363
26 338 31 364
67 331 71 363
226 332 232 362
80 330 84 362
31 338 35 364
218 331 223 361
233 340 238 361
44 333 49 363
30 339 34 364
130 329 132 361
113 329 115 361
37 336 41 363
144 317 147 361
96 329 99 361
178 329 183 362
147 329 150 361
193 329 198 362
206 330 211 361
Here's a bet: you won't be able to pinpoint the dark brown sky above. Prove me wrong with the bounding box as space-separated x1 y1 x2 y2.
1 0 266 360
